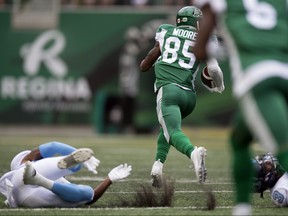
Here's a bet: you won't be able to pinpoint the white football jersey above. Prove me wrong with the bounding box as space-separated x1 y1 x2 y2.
1 156 87 207
270 173 288 207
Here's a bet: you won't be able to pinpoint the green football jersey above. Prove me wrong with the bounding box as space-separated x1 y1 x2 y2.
153 24 201 92
198 0 288 97
223 0 288 67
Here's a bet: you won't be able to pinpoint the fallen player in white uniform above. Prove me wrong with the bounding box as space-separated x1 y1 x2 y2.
252 153 288 207
0 141 132 208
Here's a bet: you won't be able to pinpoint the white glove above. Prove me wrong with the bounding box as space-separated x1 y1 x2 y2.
202 83 225 94
108 163 132 182
206 58 225 94
83 156 100 174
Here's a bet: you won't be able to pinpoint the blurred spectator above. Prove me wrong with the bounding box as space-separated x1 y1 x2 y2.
60 0 193 7
61 0 80 6
130 0 149 7
0 0 5 7
62 0 115 6
114 0 129 5
163 0 191 6
82 0 97 6
60 0 161 6
118 27 141 134
60 0 196 6
97 0 116 5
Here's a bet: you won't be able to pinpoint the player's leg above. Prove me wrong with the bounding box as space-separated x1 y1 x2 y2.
232 77 288 214
244 78 288 171
23 161 94 205
155 128 171 164
157 84 207 182
151 128 170 187
39 141 77 158
10 163 91 207
277 80 288 171
28 148 93 180
230 110 254 215
157 84 195 158
31 156 76 180
57 148 93 169
19 184 92 208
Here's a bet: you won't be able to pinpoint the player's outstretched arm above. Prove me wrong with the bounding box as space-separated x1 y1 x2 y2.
86 164 132 205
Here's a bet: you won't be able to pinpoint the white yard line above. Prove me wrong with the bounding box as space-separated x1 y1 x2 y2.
0 206 234 211
67 176 233 184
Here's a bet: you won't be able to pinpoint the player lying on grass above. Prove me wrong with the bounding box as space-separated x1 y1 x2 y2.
0 141 132 208
252 153 287 207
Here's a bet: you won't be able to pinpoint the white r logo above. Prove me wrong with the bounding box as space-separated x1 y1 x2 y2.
20 30 67 78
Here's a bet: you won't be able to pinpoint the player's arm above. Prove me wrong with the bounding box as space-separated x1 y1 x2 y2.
86 177 112 205
86 164 132 205
205 58 225 93
139 41 161 72
194 3 217 60
21 142 76 164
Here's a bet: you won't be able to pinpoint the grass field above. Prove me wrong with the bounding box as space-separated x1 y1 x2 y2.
0 126 287 216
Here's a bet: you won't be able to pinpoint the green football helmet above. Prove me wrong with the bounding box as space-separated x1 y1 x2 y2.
176 6 203 29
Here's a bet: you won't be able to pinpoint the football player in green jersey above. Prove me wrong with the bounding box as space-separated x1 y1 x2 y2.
140 6 225 187
194 0 288 215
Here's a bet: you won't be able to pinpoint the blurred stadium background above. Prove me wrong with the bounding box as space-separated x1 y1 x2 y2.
0 0 235 134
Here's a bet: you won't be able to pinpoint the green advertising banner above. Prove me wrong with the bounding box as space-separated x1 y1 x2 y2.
0 8 235 132
0 9 171 126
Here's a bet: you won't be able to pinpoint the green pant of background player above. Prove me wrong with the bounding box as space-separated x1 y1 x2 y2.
140 6 224 187
194 0 288 215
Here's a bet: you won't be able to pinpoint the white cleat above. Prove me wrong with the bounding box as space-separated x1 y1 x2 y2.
150 159 163 188
232 203 252 216
57 148 94 169
191 146 207 183
23 161 37 185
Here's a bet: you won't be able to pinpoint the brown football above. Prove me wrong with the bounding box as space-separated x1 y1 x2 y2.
201 66 214 88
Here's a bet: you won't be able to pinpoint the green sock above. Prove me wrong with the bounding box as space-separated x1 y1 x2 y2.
155 129 171 163
170 131 194 158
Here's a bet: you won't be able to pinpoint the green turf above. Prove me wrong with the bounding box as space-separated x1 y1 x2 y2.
0 127 285 215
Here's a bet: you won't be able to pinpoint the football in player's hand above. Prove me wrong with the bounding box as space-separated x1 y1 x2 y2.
201 66 214 88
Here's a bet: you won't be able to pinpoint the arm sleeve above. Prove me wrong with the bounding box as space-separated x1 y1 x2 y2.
39 142 77 158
